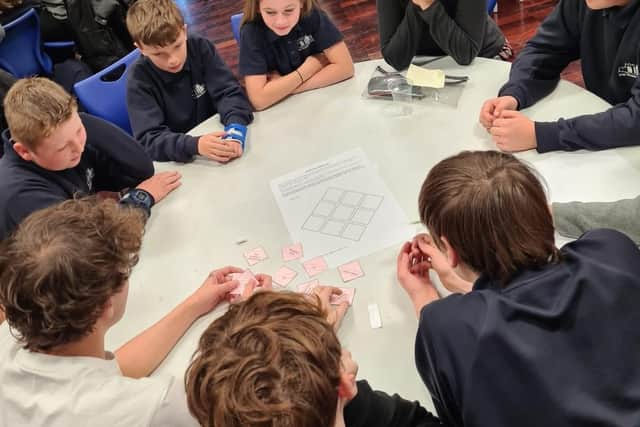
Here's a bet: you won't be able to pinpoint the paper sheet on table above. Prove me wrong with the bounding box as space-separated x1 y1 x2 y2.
406 64 445 88
270 148 413 267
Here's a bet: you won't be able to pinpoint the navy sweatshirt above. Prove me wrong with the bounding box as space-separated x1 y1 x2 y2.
344 380 443 427
499 0 640 152
127 33 254 162
415 229 640 427
0 113 154 240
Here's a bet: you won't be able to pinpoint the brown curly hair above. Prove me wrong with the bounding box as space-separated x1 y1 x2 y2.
0 197 145 351
185 291 342 427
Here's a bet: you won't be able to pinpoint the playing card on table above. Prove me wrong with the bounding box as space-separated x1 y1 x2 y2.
229 270 258 296
273 266 297 287
282 242 303 261
338 261 364 283
243 246 268 266
302 256 328 277
330 288 355 306
297 280 320 295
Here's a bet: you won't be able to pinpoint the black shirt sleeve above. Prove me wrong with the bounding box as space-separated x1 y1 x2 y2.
310 8 343 51
344 380 443 427
81 113 154 192
377 0 425 70
239 23 270 76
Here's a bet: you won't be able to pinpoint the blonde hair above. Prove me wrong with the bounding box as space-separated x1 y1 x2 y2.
4 77 77 149
242 0 318 25
126 0 184 47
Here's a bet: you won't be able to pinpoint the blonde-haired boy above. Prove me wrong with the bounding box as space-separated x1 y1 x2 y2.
126 0 253 163
0 77 181 240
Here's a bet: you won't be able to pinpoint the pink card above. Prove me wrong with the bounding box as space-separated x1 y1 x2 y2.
273 266 298 287
302 256 328 277
243 247 268 266
330 287 356 306
338 261 365 283
282 242 303 261
296 280 320 295
229 270 258 296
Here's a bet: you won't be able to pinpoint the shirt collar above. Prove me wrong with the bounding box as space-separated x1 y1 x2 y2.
147 53 192 84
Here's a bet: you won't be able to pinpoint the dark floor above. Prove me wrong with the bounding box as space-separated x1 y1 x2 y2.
177 0 583 85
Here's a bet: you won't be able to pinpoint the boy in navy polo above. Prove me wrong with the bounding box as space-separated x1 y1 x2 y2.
126 0 253 163
0 77 181 241
239 0 354 110
397 150 640 427
479 0 640 153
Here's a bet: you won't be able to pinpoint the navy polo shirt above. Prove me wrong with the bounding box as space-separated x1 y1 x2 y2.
415 229 640 427
239 7 343 76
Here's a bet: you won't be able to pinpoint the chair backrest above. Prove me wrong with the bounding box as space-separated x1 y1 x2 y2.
0 8 52 77
73 49 141 135
487 0 497 14
230 13 243 43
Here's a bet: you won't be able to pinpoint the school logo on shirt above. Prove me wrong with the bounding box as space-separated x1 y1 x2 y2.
192 83 207 99
86 167 94 192
296 35 314 51
618 62 639 79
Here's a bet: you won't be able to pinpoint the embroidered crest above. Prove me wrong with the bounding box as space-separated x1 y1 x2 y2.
618 62 639 79
192 83 207 99
296 35 314 51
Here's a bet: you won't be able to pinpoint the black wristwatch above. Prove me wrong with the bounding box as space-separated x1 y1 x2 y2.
119 188 155 216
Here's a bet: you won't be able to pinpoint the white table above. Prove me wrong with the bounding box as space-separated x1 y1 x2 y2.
106 57 640 411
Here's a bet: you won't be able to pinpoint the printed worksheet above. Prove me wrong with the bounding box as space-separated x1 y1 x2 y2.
271 148 413 267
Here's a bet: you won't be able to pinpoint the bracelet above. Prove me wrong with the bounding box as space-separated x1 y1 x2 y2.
295 69 304 83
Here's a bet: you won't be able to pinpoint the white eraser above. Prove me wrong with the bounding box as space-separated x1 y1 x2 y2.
368 303 382 329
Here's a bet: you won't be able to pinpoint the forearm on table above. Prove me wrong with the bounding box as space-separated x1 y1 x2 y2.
115 298 201 379
293 62 354 93
247 72 301 110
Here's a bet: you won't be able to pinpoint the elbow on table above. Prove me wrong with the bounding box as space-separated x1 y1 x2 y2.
450 46 481 66
381 45 410 71
248 94 273 111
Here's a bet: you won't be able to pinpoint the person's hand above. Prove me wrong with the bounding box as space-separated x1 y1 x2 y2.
397 241 440 317
136 171 182 204
489 110 537 152
312 286 349 331
186 266 244 317
409 233 451 278
411 0 434 10
479 96 519 129
298 54 326 81
235 273 273 301
197 132 242 162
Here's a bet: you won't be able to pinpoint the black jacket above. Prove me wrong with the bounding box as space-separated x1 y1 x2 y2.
499 0 640 152
0 113 153 240
415 229 640 427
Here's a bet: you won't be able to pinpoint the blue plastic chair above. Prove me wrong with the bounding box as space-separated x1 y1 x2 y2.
487 0 497 14
230 13 243 43
73 49 141 135
0 8 52 76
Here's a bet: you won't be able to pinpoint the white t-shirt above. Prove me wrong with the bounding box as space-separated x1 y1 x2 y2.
0 323 199 427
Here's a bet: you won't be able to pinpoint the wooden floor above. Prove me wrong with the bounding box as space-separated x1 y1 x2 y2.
177 0 583 85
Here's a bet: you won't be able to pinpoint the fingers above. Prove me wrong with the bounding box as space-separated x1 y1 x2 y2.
255 273 273 290
333 301 349 330
207 131 227 138
241 278 259 299
479 100 496 128
212 265 244 282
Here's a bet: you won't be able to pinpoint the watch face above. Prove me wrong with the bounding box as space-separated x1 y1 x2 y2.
135 191 148 202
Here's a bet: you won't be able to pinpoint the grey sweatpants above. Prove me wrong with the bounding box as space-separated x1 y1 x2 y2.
553 195 640 245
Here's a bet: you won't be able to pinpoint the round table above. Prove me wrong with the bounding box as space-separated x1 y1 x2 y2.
106 57 640 410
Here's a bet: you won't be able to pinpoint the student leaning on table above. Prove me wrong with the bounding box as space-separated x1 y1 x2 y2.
0 77 181 241
376 0 510 71
238 0 354 110
397 150 640 427
479 0 640 153
126 0 253 163
0 198 273 427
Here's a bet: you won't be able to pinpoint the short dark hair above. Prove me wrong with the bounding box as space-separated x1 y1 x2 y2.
418 151 559 284
0 198 145 351
185 291 342 427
